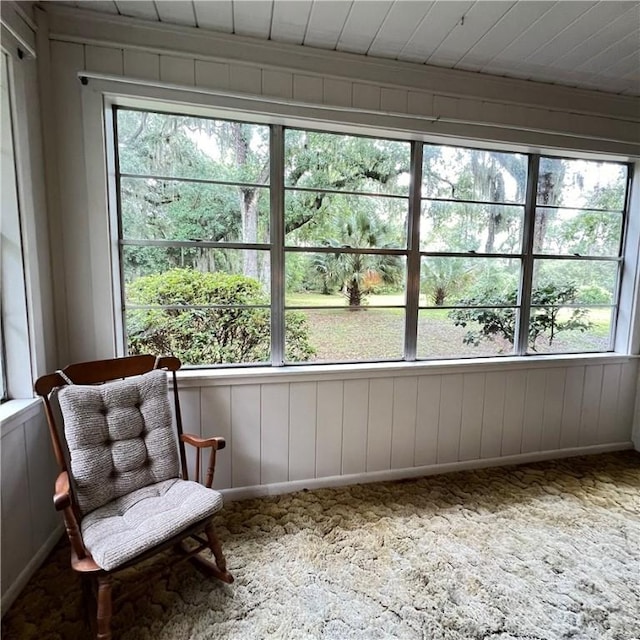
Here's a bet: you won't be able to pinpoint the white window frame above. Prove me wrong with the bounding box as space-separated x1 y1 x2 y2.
0 47 32 400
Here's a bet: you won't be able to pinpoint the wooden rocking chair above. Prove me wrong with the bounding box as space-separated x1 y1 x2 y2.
35 354 233 640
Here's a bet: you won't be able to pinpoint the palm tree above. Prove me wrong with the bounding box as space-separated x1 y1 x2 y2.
315 209 403 308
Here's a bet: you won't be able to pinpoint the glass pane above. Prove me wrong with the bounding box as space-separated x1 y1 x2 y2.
537 157 627 210
423 145 527 204
126 307 270 365
286 253 406 307
117 110 270 183
122 248 271 301
533 208 622 257
285 191 408 248
527 307 613 354
420 257 520 307
421 200 523 253
285 309 405 363
417 309 516 359
121 178 270 242
285 129 410 196
532 260 618 306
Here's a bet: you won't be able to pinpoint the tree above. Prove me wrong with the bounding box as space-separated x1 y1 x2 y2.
422 146 527 255
126 268 314 364
312 209 403 307
448 282 592 351
421 258 475 306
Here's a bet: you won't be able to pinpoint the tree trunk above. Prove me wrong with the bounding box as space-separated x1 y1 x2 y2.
241 189 259 280
230 122 260 281
535 170 562 251
347 278 362 307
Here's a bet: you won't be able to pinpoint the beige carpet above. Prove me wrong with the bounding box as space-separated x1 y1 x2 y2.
3 452 640 640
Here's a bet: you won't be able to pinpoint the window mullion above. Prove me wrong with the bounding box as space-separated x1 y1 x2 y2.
516 154 540 355
404 141 423 361
270 125 285 366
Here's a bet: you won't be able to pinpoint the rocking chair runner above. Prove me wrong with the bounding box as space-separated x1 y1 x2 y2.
35 354 233 640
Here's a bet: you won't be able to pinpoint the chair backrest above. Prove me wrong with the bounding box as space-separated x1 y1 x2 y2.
35 355 187 516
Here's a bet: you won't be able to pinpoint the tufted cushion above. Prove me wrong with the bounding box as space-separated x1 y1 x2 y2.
81 478 224 571
58 369 180 515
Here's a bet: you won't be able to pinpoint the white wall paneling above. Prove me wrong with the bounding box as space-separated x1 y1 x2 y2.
598 364 622 444
289 381 317 481
123 49 160 80
316 380 344 478
580 365 604 446
341 379 369 476
481 371 506 459
459 372 485 461
437 374 464 463
1 408 62 613
540 368 566 452
559 367 585 450
160 54 195 85
85 44 123 75
616 361 637 444
390 377 417 470
521 369 547 454
414 374 440 466
1 426 32 596
501 369 527 456
366 378 394 473
260 383 290 485
163 360 638 497
231 385 261 487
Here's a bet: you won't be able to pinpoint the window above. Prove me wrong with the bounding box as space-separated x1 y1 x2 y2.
1 50 32 398
284 130 410 363
112 107 630 367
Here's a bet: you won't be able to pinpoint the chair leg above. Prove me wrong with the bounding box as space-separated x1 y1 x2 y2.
204 522 234 583
81 575 97 636
96 574 113 640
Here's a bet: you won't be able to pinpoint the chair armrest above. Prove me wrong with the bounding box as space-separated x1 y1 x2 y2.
180 434 226 488
54 471 90 562
180 434 226 450
54 471 72 511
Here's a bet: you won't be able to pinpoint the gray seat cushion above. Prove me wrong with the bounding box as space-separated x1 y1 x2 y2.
81 478 224 571
57 369 180 515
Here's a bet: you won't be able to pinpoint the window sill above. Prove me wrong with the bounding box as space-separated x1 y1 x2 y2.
0 398 42 435
173 352 637 387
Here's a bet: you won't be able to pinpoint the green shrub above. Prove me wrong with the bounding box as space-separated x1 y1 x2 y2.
127 268 315 364
449 282 592 351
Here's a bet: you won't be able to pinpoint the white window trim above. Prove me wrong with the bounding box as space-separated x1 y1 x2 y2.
1 46 32 401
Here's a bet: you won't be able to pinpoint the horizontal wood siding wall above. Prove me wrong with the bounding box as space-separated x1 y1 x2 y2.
63 39 639 155
179 361 637 492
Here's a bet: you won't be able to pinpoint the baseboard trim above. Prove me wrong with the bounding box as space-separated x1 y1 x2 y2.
220 442 634 501
1 524 64 616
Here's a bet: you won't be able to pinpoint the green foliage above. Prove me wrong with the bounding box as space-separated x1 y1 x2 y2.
449 282 592 352
422 259 475 306
311 210 404 306
578 284 610 304
127 269 314 364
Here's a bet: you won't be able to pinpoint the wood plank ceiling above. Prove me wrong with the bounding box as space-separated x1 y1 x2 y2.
55 1 640 95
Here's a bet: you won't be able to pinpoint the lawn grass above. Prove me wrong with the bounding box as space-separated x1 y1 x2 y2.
286 292 612 362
